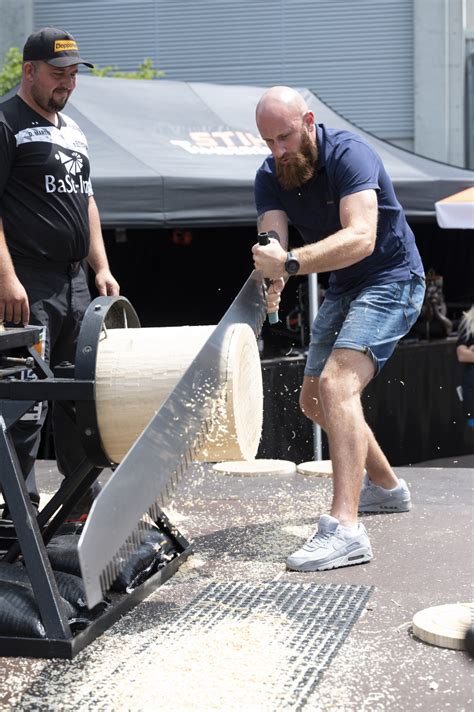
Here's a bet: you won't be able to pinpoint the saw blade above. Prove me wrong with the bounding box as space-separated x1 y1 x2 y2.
78 270 268 607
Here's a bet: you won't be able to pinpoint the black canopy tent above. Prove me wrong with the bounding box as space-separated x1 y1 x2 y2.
63 76 473 227
61 77 473 466
4 77 471 463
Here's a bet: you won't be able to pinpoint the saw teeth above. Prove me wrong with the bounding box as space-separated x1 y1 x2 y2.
79 272 268 604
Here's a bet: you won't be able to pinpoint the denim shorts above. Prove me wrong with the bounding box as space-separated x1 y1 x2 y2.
305 275 426 377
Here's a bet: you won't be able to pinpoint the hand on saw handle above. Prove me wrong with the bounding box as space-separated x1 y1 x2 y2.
265 277 286 324
254 232 287 324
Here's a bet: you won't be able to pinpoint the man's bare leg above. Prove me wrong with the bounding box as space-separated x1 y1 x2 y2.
300 370 400 491
318 349 374 526
300 349 400 527
285 349 376 571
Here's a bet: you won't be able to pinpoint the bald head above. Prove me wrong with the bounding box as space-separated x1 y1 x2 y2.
256 86 309 125
256 86 317 190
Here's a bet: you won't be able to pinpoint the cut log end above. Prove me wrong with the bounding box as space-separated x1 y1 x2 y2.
95 323 263 464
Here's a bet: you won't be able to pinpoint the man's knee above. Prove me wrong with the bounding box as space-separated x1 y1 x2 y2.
319 348 374 402
299 378 325 426
318 369 360 420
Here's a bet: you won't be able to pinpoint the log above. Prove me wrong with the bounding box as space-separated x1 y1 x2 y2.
95 323 263 464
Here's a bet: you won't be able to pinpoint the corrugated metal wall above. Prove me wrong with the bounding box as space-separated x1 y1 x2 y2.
34 0 413 140
34 0 158 72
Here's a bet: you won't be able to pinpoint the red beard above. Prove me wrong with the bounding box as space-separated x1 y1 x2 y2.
276 129 317 191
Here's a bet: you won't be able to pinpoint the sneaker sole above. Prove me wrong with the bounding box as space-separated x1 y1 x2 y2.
358 501 412 514
286 547 373 572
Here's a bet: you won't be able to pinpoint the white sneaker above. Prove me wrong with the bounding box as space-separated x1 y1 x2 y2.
286 514 373 572
358 474 412 513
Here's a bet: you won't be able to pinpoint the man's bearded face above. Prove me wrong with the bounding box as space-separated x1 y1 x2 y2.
28 61 75 114
275 127 317 191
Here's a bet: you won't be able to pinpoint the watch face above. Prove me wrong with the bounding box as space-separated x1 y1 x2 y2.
285 254 299 275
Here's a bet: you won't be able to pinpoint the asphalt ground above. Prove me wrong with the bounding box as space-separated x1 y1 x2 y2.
0 456 472 711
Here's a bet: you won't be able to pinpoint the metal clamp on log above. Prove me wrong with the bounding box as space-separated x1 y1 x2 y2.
0 297 192 659
0 268 268 658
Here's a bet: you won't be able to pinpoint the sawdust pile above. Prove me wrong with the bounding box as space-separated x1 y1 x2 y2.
5 601 294 711
101 614 294 711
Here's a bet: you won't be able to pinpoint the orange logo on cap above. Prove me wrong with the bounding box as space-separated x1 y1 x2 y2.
54 40 78 52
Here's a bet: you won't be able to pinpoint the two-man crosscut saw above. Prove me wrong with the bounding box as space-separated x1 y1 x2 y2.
78 270 268 608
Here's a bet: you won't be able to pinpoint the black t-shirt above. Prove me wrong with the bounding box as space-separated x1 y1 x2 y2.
457 331 474 349
0 95 92 263
457 329 474 383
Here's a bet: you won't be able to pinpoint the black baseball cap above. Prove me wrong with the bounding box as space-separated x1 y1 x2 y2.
23 27 94 68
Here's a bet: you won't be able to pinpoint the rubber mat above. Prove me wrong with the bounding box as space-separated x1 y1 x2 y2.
164 580 373 710
8 580 373 710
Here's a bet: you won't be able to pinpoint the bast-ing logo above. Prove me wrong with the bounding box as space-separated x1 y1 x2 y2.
170 130 269 155
56 150 83 175
44 150 91 194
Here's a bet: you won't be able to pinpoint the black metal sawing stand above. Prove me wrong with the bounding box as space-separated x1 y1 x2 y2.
0 297 192 659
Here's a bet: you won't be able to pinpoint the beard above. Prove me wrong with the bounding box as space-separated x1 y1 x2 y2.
48 92 69 112
31 85 70 114
276 129 317 191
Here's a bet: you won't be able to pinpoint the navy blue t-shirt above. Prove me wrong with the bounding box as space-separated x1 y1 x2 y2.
255 124 424 296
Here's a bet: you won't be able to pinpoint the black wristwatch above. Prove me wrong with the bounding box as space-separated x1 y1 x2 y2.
284 251 300 275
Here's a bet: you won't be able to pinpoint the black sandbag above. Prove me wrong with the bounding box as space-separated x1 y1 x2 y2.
53 570 110 618
46 534 81 576
57 570 110 617
0 561 29 585
0 580 46 638
0 564 80 618
0 574 90 637
0 562 107 615
53 570 90 610
0 518 16 555
112 528 177 593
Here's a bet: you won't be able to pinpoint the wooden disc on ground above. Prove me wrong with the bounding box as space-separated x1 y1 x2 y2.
296 460 333 477
95 323 262 464
213 459 296 476
412 603 472 650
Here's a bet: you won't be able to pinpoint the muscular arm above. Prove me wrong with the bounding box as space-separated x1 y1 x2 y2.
253 189 378 280
256 209 289 250
0 218 29 325
86 196 120 296
457 344 474 363
295 189 377 274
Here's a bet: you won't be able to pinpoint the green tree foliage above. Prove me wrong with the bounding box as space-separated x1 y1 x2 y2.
0 50 163 96
0 47 23 96
91 58 164 80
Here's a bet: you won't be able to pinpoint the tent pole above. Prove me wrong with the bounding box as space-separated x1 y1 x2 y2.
308 273 322 461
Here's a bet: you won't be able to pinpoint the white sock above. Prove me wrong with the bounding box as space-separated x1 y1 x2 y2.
339 523 358 536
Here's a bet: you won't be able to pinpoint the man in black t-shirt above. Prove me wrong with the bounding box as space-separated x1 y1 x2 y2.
0 27 119 517
456 306 474 431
